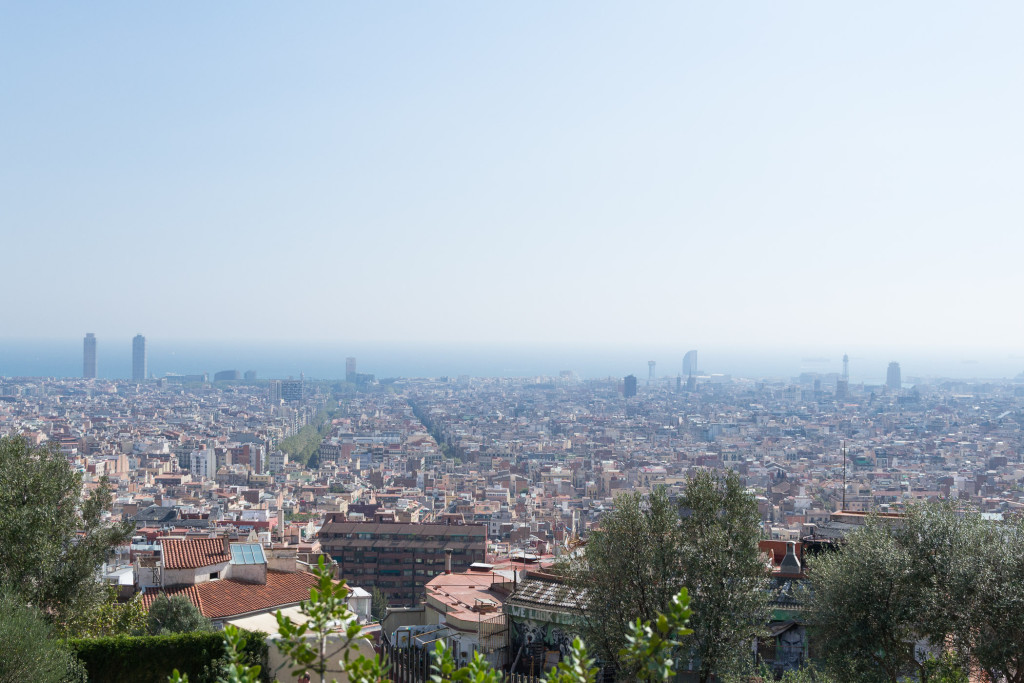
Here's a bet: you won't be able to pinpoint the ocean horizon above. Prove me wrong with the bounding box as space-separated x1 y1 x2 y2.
2 338 1023 385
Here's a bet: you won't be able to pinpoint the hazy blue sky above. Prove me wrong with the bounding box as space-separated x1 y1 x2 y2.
3 2 1023 351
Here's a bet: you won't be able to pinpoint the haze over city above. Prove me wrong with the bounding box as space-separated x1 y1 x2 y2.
4 2 1024 355
8 5 1024 681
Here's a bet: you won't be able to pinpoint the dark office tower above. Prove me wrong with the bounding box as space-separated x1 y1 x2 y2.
835 379 849 400
83 333 97 379
886 362 901 391
281 379 304 402
132 334 146 381
623 374 638 398
346 357 356 383
683 350 698 376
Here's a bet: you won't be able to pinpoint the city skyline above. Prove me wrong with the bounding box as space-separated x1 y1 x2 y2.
4 3 1024 350
5 4 1024 679
5 333 1021 384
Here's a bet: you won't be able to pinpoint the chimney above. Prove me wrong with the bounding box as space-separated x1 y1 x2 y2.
779 541 802 575
445 548 453 574
222 534 231 556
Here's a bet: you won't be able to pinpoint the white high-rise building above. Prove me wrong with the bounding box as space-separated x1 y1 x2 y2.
189 447 216 481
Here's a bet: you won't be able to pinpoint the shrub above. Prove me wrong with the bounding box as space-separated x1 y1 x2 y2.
66 629 268 683
0 591 87 683
147 594 214 635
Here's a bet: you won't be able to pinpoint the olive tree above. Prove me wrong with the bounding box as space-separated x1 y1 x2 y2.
677 469 771 683
0 436 134 628
568 486 685 673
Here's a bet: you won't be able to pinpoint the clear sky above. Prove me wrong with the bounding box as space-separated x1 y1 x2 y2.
2 2 1023 352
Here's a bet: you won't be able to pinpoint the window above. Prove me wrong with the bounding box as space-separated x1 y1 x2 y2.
209 572 219 580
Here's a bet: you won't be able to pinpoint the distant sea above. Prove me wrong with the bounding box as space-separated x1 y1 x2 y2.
1 339 1022 385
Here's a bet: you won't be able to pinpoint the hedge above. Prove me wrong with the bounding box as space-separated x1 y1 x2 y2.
65 629 269 683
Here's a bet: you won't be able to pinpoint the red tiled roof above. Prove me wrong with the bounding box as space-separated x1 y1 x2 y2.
160 538 231 570
140 571 320 619
139 585 203 613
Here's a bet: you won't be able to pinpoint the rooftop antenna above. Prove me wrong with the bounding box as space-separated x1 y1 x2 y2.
842 440 847 512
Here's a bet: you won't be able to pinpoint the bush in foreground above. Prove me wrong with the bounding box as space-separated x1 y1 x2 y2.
67 629 268 683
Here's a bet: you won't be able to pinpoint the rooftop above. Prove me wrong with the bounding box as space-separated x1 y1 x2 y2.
161 537 230 570
140 570 319 619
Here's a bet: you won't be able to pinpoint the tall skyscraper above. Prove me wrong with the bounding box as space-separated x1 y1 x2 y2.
132 334 147 381
346 357 357 384
842 353 849 381
886 362 901 391
648 361 656 385
623 374 638 398
683 350 698 376
83 333 97 379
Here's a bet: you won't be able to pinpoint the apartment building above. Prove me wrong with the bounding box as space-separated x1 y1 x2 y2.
319 514 487 607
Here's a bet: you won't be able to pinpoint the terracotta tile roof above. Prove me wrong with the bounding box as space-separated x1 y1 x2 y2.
139 585 204 613
140 571 320 620
161 538 231 570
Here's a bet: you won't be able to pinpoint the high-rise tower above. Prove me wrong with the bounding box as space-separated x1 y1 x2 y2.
842 353 849 381
83 333 97 379
132 334 147 381
346 357 357 384
623 375 638 398
683 350 698 377
886 362 901 391
648 361 656 385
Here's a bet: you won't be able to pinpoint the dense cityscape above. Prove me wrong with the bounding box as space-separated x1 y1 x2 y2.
4 334 1024 680
6 3 1024 680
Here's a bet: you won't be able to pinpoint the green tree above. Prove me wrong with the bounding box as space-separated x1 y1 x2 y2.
895 502 990 671
279 409 337 467
371 586 388 622
898 503 1024 682
805 514 927 683
677 470 771 683
808 503 1024 683
774 663 837 683
619 588 694 682
0 436 134 627
148 594 214 635
950 511 1024 683
63 585 148 637
0 590 87 683
569 486 685 674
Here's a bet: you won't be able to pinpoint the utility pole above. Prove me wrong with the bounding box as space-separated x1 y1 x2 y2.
842 440 847 512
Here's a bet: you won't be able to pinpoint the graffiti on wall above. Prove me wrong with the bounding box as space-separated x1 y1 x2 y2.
511 618 579 659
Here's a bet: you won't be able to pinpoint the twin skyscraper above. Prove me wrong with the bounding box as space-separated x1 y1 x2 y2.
83 333 147 380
